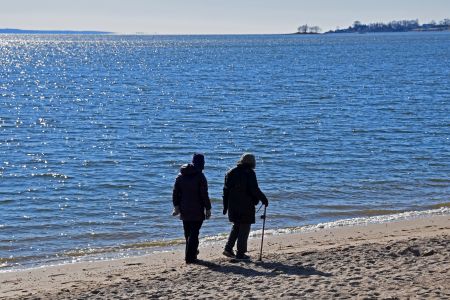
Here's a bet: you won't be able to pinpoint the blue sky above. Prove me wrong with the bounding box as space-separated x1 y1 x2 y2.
1 0 449 34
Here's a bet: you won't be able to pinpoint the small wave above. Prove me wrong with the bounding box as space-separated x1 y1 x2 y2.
429 202 450 209
64 247 120 258
364 180 395 185
0 257 19 269
413 156 432 161
201 232 229 242
0 199 14 205
125 239 186 249
31 173 71 179
64 238 185 257
317 209 401 218
98 183 132 189
427 178 450 183
271 207 450 235
82 160 119 167
307 204 365 210
266 213 305 221
318 95 334 100
136 144 152 149
351 129 369 134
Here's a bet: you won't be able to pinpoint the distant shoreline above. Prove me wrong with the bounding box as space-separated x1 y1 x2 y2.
324 28 450 35
325 19 450 34
290 30 450 35
0 28 112 35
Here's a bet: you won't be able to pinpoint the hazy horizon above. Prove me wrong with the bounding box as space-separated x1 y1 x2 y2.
1 0 449 34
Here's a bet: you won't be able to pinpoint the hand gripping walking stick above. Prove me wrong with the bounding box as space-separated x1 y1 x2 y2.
258 206 267 262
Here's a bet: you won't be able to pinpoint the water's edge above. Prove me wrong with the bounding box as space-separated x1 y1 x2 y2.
1 205 448 273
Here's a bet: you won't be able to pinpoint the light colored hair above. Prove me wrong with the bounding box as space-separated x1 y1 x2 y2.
237 153 256 169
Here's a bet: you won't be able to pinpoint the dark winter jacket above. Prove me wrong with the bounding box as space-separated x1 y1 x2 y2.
223 164 268 224
173 164 211 221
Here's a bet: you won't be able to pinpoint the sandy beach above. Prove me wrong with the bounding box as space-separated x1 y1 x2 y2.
1 214 449 299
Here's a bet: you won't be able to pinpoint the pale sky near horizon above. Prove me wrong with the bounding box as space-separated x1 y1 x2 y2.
1 0 449 34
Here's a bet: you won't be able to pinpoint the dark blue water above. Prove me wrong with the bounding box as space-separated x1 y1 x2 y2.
1 33 449 268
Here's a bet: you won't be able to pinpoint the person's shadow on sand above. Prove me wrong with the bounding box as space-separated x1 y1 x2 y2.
195 259 332 278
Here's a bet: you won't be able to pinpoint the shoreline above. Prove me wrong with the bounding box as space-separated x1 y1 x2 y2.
2 206 448 272
1 214 449 299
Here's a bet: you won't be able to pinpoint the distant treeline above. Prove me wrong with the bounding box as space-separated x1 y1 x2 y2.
326 19 450 34
296 24 322 34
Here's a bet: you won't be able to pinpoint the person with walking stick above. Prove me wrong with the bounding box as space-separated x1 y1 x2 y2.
222 153 268 260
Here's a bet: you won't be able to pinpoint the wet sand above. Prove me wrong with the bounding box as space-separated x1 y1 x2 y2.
1 215 449 299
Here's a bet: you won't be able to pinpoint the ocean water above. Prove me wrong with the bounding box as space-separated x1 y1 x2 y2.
1 33 449 269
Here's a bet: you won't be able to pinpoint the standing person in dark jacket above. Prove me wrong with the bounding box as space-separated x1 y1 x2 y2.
222 153 268 260
172 153 212 264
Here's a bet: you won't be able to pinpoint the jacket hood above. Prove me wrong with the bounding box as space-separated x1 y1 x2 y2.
180 163 201 176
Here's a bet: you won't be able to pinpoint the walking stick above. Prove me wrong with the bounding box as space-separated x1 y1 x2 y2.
258 206 267 262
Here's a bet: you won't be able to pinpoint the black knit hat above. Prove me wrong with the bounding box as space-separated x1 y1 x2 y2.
192 153 205 170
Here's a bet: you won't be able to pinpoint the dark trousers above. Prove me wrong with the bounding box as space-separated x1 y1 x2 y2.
182 220 203 262
225 223 251 255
